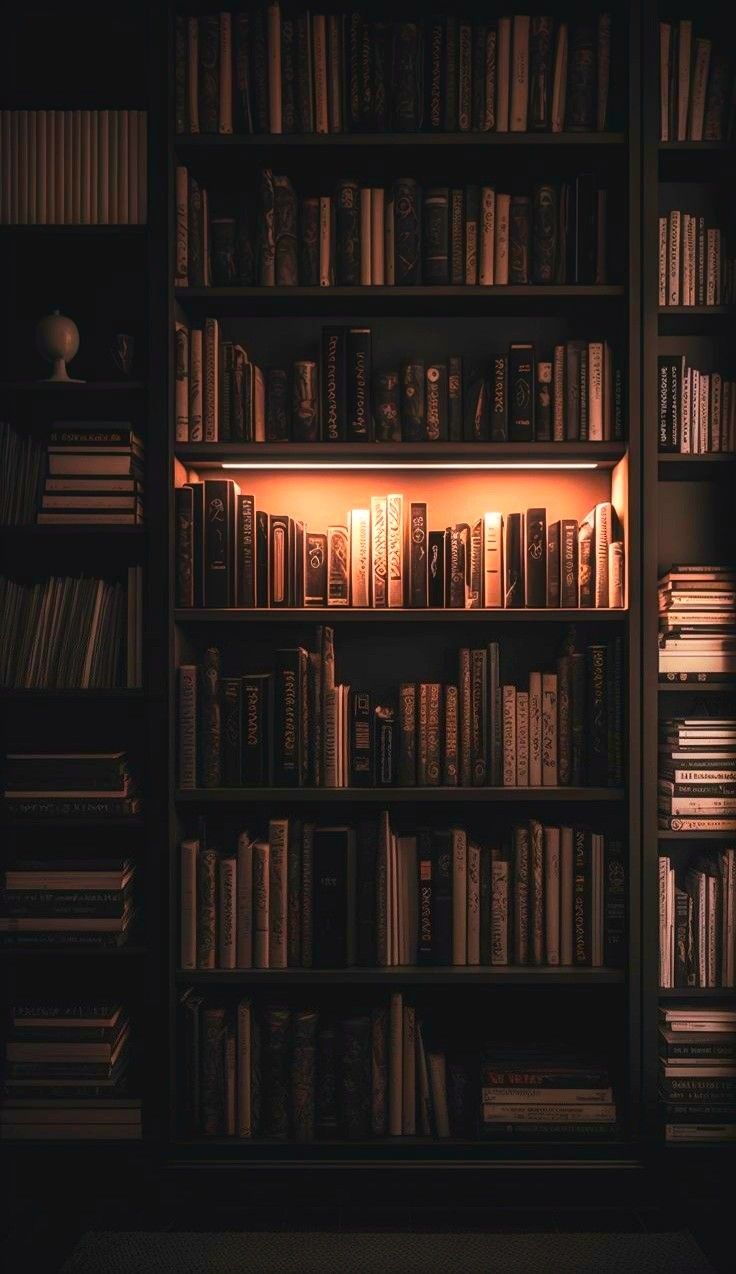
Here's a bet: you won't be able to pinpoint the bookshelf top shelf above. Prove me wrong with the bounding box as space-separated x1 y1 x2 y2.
175 608 627 625
179 441 627 469
177 967 626 986
175 787 624 804
176 131 626 151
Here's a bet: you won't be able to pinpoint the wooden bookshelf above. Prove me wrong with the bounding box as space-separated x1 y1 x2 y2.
175 787 625 804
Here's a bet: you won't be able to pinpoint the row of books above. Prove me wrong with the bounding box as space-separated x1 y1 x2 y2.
175 10 613 137
659 850 735 989
658 212 734 308
181 990 617 1142
177 168 609 289
1 1004 140 1140
175 484 624 611
0 570 143 689
659 718 736 831
0 110 148 226
0 423 45 525
659 1007 736 1144
658 566 736 681
2 752 140 819
180 816 625 971
178 632 625 791
657 359 736 455
659 20 735 143
174 320 624 444
36 422 145 525
0 859 136 949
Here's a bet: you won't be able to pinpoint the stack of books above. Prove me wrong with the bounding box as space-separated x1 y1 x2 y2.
659 849 735 988
179 816 625 972
0 109 148 225
658 210 734 308
181 990 470 1140
660 1007 736 1143
175 9 613 137
480 1049 617 1139
0 570 142 689
0 858 136 949
177 631 625 791
1 1004 140 1140
659 19 735 142
38 422 144 526
659 719 736 831
175 319 624 444
2 752 140 820
657 358 736 454
658 565 736 682
176 168 609 289
0 422 46 524
175 484 624 610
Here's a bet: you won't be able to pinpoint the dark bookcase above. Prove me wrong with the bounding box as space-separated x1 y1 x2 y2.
1 0 733 1213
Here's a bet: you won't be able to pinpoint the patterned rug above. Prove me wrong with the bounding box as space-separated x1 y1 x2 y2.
61 1230 714 1272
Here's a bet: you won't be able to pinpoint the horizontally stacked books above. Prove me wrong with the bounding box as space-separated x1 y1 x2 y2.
658 565 736 683
175 9 614 137
659 849 735 989
175 320 624 444
38 422 144 526
2 752 140 820
181 990 472 1140
175 485 624 610
180 816 625 971
1 1004 140 1140
0 858 136 950
0 423 45 525
178 631 625 791
657 359 736 454
0 110 147 225
659 19 735 142
176 168 609 289
658 210 734 308
0 570 142 689
659 719 736 832
660 1007 736 1143
481 1049 617 1140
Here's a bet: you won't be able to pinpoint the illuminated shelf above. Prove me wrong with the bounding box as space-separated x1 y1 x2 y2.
175 787 624 803
175 607 627 624
179 441 626 469
177 967 626 986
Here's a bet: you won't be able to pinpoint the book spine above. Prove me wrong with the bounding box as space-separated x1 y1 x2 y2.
409 502 428 607
346 328 371 441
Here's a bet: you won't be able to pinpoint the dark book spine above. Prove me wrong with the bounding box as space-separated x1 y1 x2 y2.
444 15 458 131
350 690 372 787
336 180 360 285
257 168 275 284
586 644 608 785
472 24 487 130
340 1017 371 1139
560 519 578 608
200 647 222 788
287 819 302 967
573 828 590 965
471 649 488 785
509 196 531 284
299 198 320 286
464 184 479 282
431 830 453 964
529 16 553 130
422 188 450 284
409 502 429 606
290 1008 316 1141
263 1005 291 1138
448 357 463 441
447 525 469 608
443 683 459 784
536 361 553 440
508 344 535 443
314 828 355 966
567 25 596 131
374 706 395 786
504 512 523 608
490 356 508 441
565 342 582 440
295 15 313 133
579 345 589 441
458 647 472 785
356 820 377 966
557 656 572 786
458 22 472 130
418 831 434 963
524 507 547 608
392 23 423 131
393 178 421 285
532 184 557 283
604 836 626 967
347 15 363 130
222 678 242 787
426 683 442 785
274 649 306 786
175 16 187 133
175 486 194 608
426 363 448 441
546 520 560 607
237 494 255 607
198 15 219 133
274 176 298 285
211 218 237 286
401 360 426 441
463 363 489 441
426 18 445 132
569 653 586 784
373 369 401 441
269 513 290 607
428 531 445 607
305 533 327 605
450 189 465 284
292 360 319 442
346 329 371 441
255 511 268 607
235 197 255 284
188 175 205 286
373 23 390 132
250 8 269 132
281 18 296 134
266 367 290 442
201 1008 226 1135
322 327 346 443
204 480 234 607
479 846 492 963
233 14 253 134
315 1025 338 1136
242 676 270 786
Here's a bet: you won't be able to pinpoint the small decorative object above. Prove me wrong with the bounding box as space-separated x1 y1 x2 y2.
111 332 136 378
35 310 84 382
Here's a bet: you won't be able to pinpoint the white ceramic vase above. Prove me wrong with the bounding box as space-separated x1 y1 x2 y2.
35 310 85 382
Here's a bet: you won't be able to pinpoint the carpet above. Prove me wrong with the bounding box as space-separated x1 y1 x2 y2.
61 1230 715 1273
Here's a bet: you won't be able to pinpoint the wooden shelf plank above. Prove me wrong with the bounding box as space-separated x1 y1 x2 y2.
177 967 625 986
658 682 736 692
175 786 624 804
657 831 736 841
177 132 626 151
658 987 736 998
175 607 627 624
179 441 626 467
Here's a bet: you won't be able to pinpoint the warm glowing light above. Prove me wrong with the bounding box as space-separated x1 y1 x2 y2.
220 462 600 471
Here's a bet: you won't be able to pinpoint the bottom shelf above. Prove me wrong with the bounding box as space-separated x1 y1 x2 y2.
173 1135 634 1163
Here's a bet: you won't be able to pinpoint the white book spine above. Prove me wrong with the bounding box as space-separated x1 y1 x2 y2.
683 214 696 306
386 493 404 608
349 508 370 607
668 211 681 306
706 229 718 306
482 512 503 607
588 342 604 440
